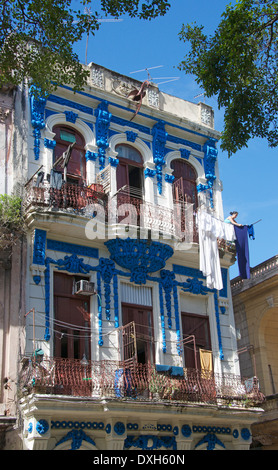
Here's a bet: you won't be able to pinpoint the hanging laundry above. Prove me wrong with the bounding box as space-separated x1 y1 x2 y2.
198 211 222 290
224 222 235 241
247 224 255 240
50 169 63 189
234 225 250 279
198 210 236 291
200 349 213 378
35 171 44 187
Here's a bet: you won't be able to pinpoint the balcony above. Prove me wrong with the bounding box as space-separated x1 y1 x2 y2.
19 358 264 407
23 180 105 215
23 177 236 256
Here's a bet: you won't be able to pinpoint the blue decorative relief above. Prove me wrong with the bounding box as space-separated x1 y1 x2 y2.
204 138 218 184
233 429 239 439
180 148 191 160
32 229 47 284
111 115 150 135
44 138 56 149
114 422 125 435
198 138 218 208
181 425 192 438
64 110 78 123
85 150 98 162
144 168 156 179
192 425 231 435
51 420 104 430
56 429 96 450
167 134 201 152
181 277 209 296
124 435 177 450
105 238 173 283
152 121 168 194
109 156 119 167
126 131 138 142
97 270 103 346
165 173 175 184
159 282 166 353
36 419 49 435
195 433 225 450
55 254 93 274
33 229 47 265
47 239 98 258
160 270 175 329
214 291 224 360
44 260 51 341
47 94 93 115
106 424 111 434
173 264 205 279
98 258 116 320
113 274 119 328
241 428 251 441
29 85 47 160
173 283 181 355
95 100 112 170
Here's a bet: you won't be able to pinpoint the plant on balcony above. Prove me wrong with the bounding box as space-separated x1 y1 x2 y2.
0 194 25 251
149 369 166 398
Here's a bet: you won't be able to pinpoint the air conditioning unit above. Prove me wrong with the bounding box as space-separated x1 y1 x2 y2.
75 280 95 296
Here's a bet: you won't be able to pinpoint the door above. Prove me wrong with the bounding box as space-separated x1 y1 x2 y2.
181 312 212 370
53 125 86 183
171 159 198 207
116 144 143 193
122 304 154 364
171 159 198 241
54 272 91 360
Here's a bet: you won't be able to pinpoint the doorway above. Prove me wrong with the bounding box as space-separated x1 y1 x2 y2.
122 304 155 364
181 312 212 370
53 272 91 360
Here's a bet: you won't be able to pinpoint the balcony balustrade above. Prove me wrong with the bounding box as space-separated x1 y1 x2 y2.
19 357 264 407
23 180 235 253
23 180 104 214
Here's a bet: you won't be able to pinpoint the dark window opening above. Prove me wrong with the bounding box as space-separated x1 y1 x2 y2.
181 312 212 371
53 125 86 184
122 304 154 365
54 272 91 360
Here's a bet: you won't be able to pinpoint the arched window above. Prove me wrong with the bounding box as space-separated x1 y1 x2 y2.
116 144 143 195
53 125 86 184
170 159 198 209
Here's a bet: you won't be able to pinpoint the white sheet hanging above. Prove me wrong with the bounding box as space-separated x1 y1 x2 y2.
198 211 235 291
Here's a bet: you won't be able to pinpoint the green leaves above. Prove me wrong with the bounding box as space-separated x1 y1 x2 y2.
0 194 23 229
0 0 170 95
179 0 278 156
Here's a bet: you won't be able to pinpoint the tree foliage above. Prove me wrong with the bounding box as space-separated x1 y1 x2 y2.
0 0 170 95
0 194 25 251
179 0 278 156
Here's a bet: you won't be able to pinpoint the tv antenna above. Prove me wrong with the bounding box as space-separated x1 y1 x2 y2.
73 7 123 64
130 65 180 87
194 92 206 103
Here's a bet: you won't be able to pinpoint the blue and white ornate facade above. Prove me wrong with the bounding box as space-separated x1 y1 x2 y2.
7 63 263 450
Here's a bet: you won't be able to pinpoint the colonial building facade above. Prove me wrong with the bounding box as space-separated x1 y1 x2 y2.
0 64 264 450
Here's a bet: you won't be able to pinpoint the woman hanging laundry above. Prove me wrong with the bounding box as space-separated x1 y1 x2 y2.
224 211 243 227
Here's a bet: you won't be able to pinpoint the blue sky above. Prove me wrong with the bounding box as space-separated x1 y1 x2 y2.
73 0 278 279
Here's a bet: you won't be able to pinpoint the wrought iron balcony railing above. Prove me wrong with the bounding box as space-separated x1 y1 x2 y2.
23 178 236 253
19 358 264 407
